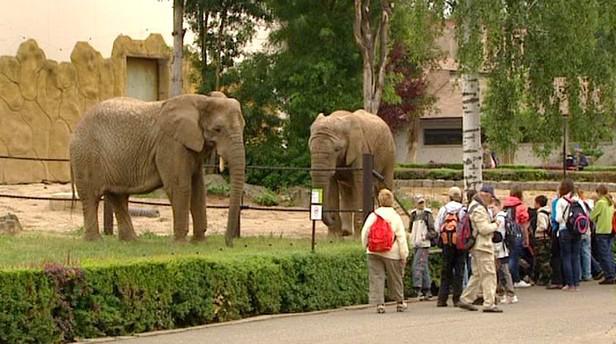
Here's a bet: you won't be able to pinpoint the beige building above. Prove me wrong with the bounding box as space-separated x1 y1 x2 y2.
394 21 616 166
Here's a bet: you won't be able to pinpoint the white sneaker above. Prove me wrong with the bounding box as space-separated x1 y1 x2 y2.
514 281 531 288
509 295 519 304
500 296 508 304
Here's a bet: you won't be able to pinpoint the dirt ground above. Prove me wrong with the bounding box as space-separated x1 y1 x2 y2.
0 183 549 238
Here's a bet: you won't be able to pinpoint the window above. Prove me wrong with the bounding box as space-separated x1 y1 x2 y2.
424 128 463 145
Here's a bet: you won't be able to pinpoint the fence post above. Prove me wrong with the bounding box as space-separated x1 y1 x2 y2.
362 154 374 223
103 197 114 235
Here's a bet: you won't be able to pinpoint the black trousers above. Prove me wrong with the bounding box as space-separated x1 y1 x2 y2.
550 232 563 285
438 246 467 304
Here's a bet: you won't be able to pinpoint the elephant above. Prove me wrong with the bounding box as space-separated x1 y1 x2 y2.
69 93 245 243
309 110 395 236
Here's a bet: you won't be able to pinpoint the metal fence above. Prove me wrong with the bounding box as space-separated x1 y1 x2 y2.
0 154 400 237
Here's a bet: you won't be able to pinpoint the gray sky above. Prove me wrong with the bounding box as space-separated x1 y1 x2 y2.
0 0 195 61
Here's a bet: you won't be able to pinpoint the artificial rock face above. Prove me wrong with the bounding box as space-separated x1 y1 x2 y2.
0 34 187 184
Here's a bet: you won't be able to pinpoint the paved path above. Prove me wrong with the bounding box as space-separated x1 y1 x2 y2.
105 284 616 344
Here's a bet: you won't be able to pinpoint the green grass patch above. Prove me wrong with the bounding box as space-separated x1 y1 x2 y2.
0 233 358 269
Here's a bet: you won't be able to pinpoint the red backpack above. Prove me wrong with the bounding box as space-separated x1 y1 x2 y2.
368 213 395 252
611 210 616 235
457 204 479 251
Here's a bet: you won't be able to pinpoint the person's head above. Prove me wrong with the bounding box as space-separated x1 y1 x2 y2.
448 187 462 203
534 195 548 209
596 184 614 206
479 185 496 205
415 196 426 210
466 189 477 204
558 178 575 197
378 188 394 207
510 184 523 200
492 198 502 213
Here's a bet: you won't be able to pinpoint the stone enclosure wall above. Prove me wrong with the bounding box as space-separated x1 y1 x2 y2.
0 34 191 184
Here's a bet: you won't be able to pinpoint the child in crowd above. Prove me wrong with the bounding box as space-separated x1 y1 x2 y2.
409 196 436 301
493 199 518 304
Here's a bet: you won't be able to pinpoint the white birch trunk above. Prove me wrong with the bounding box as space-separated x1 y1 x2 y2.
171 0 184 97
462 73 483 192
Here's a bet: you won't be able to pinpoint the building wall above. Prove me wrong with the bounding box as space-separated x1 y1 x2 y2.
0 34 192 184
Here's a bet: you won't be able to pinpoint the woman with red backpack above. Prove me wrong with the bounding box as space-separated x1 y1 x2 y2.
361 189 409 313
590 185 615 285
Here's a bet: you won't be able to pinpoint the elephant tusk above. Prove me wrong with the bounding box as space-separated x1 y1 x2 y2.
219 156 226 172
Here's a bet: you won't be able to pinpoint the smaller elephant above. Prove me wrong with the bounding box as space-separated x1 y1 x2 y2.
69 93 246 242
309 110 395 236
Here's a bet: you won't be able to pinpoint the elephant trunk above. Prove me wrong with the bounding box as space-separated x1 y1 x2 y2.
224 136 245 247
310 152 336 227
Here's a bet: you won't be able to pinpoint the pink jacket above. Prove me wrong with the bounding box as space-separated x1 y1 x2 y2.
503 196 529 225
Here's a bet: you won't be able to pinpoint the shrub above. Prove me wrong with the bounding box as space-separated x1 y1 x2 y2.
207 182 230 196
253 190 280 206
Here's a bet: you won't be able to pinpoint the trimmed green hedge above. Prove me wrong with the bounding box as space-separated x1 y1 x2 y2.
395 168 616 183
0 251 371 343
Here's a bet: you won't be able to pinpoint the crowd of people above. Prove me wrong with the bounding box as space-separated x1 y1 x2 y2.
361 180 615 313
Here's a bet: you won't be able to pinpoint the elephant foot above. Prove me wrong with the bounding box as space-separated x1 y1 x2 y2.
118 232 138 241
341 229 353 237
174 235 189 243
191 234 207 243
84 232 102 241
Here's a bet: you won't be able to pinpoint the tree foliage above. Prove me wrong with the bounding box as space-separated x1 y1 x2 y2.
454 0 616 159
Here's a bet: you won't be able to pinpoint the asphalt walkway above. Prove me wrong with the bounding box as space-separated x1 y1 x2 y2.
101 283 616 344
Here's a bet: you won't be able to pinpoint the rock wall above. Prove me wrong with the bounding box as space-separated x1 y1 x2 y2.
0 34 192 184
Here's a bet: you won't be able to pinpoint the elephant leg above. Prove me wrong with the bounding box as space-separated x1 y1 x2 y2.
107 193 137 241
339 181 355 236
164 186 191 241
190 169 207 242
82 196 102 241
326 178 342 236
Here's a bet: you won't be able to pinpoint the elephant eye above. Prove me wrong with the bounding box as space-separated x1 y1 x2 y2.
212 125 223 133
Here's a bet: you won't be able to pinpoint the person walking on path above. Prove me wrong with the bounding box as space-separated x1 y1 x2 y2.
555 179 586 291
503 185 531 288
361 189 409 313
434 187 467 307
589 185 615 285
458 185 504 313
409 196 436 301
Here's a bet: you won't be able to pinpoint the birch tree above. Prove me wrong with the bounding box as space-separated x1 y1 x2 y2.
353 0 393 114
171 0 185 97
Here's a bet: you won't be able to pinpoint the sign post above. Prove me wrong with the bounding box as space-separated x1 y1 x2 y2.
310 188 323 253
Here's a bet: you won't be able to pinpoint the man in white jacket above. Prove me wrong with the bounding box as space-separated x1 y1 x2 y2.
409 196 436 301
361 189 409 313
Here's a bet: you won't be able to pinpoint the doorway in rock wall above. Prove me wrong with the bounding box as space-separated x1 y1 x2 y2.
126 57 160 101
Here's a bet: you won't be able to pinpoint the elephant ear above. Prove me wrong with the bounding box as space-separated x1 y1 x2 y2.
159 96 204 152
345 118 368 166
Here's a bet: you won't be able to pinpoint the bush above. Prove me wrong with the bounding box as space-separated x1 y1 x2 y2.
253 190 280 206
207 182 230 196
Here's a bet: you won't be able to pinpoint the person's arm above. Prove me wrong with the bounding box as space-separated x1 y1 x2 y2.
555 198 568 227
590 199 604 223
425 210 435 232
361 213 376 248
434 207 445 233
471 206 498 236
395 216 409 260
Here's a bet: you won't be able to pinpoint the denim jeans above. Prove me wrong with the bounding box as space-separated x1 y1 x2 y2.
508 237 523 283
412 247 431 290
595 235 615 280
559 229 582 287
580 234 592 280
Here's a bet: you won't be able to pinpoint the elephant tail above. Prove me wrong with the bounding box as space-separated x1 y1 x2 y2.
69 163 76 216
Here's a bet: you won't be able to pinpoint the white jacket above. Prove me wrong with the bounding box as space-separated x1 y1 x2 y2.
361 207 409 260
435 201 466 233
494 211 509 258
555 194 590 232
409 208 433 248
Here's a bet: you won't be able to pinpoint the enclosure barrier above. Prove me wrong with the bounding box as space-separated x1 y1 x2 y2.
0 154 414 241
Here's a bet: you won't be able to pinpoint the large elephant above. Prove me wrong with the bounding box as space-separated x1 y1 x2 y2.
309 110 395 236
69 93 245 243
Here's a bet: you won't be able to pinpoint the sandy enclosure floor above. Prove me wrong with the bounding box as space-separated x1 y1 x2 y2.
0 183 544 238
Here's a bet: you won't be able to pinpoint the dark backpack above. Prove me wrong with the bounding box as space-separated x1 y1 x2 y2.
503 206 523 251
456 205 477 251
564 198 591 237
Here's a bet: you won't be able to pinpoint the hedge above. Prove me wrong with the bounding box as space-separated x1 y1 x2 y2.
395 168 616 183
0 250 373 343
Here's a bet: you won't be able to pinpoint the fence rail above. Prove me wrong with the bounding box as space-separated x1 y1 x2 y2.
0 154 401 242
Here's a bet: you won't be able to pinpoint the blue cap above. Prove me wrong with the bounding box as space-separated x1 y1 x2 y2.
480 184 496 198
